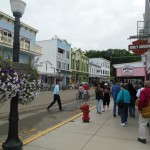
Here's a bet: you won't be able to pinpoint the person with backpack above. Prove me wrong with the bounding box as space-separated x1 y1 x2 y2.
116 84 130 127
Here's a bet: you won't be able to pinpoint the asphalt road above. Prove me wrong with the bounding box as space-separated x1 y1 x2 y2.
0 88 96 149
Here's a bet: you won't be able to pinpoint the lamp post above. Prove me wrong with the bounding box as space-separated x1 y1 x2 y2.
2 0 26 150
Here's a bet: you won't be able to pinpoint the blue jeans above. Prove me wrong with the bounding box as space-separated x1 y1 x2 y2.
96 99 102 113
113 102 120 116
79 91 83 98
119 103 129 123
129 105 135 117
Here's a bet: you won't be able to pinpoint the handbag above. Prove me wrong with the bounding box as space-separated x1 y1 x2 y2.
141 102 150 118
118 90 124 108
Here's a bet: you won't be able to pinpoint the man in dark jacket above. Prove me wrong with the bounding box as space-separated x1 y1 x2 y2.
111 80 121 117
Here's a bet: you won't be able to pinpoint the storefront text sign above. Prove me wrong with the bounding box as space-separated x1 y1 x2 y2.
122 66 133 76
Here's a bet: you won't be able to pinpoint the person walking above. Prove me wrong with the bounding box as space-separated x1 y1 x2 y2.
116 84 130 127
103 83 110 111
47 79 63 111
126 83 137 118
137 81 150 144
95 83 104 114
111 80 121 117
136 83 144 106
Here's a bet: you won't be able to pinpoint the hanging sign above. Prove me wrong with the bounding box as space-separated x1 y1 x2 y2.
128 39 149 55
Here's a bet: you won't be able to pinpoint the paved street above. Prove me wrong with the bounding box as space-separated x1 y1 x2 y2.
0 88 95 118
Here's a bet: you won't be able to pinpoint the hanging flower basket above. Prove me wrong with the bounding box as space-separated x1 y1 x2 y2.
0 57 20 104
18 74 40 105
0 57 40 105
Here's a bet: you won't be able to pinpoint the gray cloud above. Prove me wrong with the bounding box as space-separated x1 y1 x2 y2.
0 0 145 50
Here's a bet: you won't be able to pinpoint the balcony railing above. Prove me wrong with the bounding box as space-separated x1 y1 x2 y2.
0 33 42 55
57 52 65 59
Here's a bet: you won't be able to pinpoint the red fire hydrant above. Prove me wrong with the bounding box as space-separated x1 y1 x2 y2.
80 103 90 123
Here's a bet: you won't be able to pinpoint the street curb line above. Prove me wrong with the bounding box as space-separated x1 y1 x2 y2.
23 106 96 145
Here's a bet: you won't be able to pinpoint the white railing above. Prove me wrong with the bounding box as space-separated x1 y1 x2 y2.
0 34 13 46
30 44 42 55
0 33 42 55
57 53 65 59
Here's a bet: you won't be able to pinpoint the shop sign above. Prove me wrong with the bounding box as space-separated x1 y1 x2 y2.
128 39 149 55
122 66 133 76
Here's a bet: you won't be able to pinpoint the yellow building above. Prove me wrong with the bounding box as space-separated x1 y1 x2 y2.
71 48 89 84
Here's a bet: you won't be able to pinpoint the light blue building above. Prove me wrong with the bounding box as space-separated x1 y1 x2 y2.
0 11 42 64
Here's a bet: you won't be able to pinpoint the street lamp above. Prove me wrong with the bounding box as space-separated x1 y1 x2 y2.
2 0 26 150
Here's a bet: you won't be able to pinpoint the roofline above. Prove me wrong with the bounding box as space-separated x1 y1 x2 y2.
0 11 38 33
113 61 144 67
90 57 110 62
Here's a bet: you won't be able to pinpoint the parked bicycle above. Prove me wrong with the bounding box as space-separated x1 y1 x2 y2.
40 83 51 91
84 91 90 100
67 83 74 90
76 91 90 100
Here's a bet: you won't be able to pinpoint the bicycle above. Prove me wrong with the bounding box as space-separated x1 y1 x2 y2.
83 91 90 100
76 92 84 100
76 91 90 100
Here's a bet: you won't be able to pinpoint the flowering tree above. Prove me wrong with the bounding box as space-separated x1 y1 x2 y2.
0 56 40 105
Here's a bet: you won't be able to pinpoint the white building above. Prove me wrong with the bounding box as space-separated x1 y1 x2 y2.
35 36 71 86
89 58 110 85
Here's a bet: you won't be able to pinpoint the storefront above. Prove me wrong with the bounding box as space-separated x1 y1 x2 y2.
113 61 146 83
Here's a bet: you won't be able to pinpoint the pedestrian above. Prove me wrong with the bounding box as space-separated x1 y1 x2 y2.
103 83 110 111
111 80 121 117
126 83 137 118
137 80 150 144
116 84 130 127
135 83 144 106
47 79 63 111
79 84 84 99
95 83 103 114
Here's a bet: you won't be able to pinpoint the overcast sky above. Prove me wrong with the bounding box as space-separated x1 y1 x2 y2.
0 0 145 51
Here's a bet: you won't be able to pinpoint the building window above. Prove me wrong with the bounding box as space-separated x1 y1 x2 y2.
8 33 12 37
66 51 70 59
57 61 61 69
66 64 69 70
58 48 64 54
72 59 74 69
4 32 7 36
62 62 65 70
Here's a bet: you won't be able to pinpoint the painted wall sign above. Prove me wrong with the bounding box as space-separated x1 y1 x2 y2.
122 66 133 76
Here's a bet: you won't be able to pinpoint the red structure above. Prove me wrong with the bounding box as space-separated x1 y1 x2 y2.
80 103 90 122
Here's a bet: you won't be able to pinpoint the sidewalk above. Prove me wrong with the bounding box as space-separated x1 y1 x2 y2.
23 103 150 150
